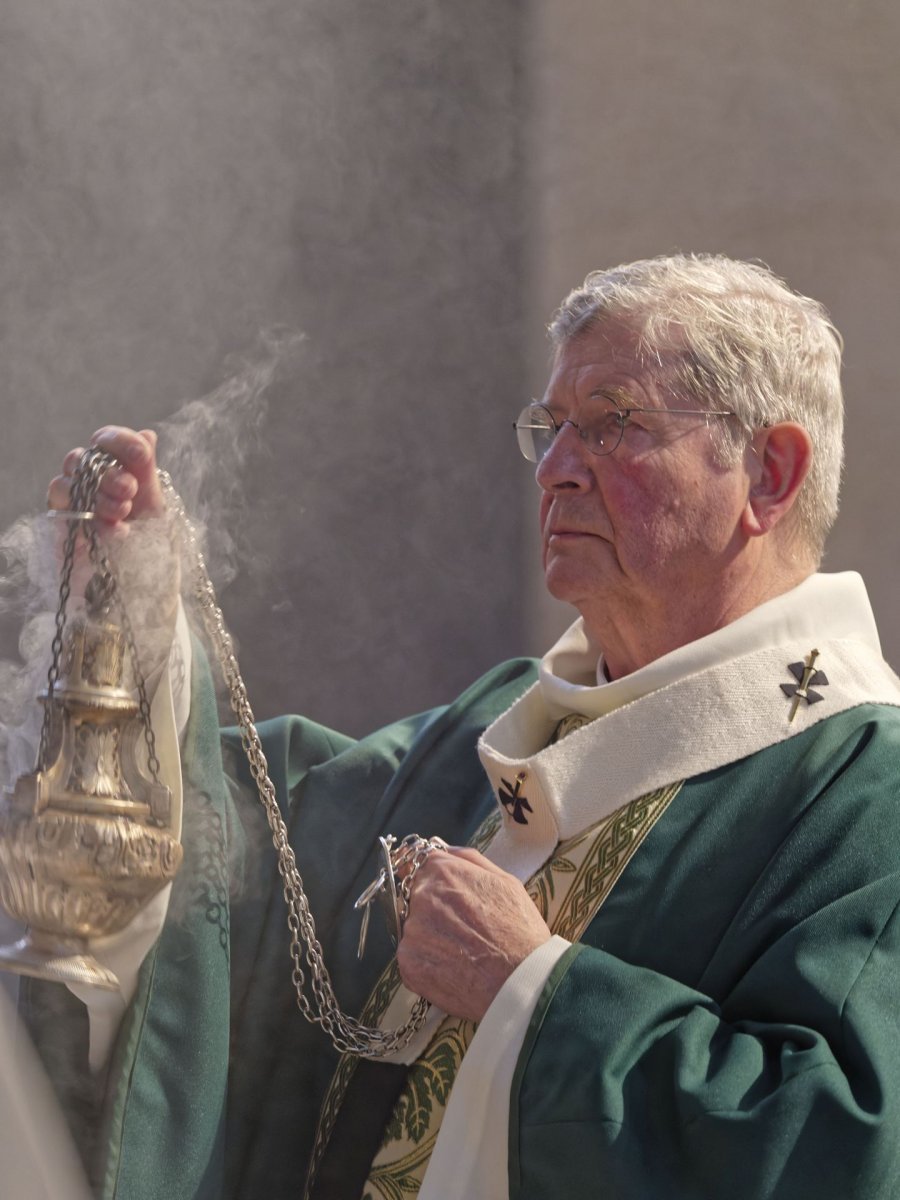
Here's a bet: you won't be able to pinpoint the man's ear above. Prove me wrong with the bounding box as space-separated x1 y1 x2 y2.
741 422 813 538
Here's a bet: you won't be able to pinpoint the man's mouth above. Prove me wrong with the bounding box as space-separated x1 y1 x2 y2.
546 525 599 539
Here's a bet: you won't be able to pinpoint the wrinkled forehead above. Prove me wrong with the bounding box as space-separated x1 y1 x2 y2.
546 320 677 400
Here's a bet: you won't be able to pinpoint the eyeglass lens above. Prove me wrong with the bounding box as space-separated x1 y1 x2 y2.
514 405 624 463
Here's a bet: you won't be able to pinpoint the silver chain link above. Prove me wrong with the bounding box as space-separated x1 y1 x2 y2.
41 449 162 784
157 468 438 1057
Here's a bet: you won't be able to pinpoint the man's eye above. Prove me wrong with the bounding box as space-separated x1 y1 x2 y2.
597 410 624 429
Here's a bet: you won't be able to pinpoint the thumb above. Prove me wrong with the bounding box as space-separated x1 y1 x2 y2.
130 428 164 518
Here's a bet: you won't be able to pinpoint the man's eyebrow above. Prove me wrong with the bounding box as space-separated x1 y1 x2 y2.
586 386 630 407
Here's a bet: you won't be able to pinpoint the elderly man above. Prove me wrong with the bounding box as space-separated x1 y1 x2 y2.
32 254 900 1199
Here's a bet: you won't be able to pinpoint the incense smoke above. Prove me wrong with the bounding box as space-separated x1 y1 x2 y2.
0 331 304 792
157 329 306 592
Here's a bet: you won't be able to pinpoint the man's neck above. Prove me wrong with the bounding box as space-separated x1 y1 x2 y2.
582 559 815 681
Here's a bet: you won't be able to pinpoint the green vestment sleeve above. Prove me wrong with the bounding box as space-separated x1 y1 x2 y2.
510 705 900 1199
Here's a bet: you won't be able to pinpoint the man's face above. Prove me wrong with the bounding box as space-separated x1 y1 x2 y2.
536 324 751 665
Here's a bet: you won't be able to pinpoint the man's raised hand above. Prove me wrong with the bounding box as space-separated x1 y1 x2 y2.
46 427 164 525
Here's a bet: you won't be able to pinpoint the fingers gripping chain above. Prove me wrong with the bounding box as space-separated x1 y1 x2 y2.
354 834 448 959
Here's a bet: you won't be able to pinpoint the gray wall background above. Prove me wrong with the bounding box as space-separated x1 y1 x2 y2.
1 0 899 741
1 0 529 736
525 0 900 654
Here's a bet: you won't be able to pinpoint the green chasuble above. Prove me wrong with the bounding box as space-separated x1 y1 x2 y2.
309 702 900 1200
25 598 900 1198
95 692 900 1198
507 707 900 1199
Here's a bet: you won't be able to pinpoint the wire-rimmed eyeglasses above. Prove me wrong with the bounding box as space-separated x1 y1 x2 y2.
513 402 736 463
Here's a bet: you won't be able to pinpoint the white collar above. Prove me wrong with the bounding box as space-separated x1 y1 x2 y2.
539 571 882 722
477 572 900 880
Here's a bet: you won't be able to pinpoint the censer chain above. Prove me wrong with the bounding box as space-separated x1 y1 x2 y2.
41 449 162 785
153 467 434 1057
58 450 434 1056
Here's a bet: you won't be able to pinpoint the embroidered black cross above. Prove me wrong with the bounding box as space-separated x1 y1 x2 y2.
499 775 534 825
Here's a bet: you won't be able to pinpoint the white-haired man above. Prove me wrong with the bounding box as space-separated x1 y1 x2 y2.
34 255 900 1199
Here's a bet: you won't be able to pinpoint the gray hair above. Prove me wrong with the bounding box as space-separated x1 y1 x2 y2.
548 253 844 562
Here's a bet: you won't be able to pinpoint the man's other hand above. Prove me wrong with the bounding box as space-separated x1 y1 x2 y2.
397 847 552 1022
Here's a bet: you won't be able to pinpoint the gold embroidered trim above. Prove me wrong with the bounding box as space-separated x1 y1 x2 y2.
362 1016 475 1200
551 783 682 941
306 783 682 1200
362 783 682 1198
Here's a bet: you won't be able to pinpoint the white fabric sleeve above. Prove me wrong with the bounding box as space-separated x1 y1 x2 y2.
67 601 192 1073
419 934 572 1200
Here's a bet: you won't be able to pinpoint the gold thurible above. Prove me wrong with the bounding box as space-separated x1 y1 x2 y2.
0 452 182 991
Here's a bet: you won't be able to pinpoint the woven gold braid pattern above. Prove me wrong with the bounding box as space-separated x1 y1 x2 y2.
552 783 682 942
359 781 683 1199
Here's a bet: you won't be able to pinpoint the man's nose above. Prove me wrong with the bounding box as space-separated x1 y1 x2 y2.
535 421 594 491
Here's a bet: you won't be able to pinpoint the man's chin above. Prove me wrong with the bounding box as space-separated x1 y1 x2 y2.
543 564 595 606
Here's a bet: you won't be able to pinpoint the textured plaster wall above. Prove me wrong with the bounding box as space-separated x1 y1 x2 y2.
525 0 900 664
0 0 528 736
